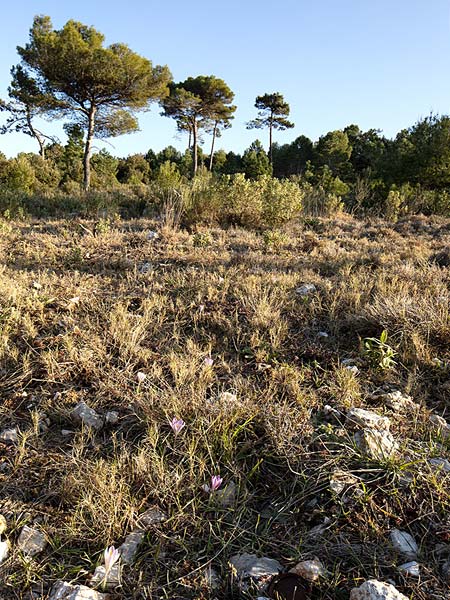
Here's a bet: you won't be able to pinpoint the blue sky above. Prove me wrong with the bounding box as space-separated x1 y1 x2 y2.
1 0 449 157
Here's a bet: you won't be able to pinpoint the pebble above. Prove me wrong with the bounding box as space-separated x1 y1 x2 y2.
91 563 120 589
71 402 103 431
0 428 19 443
350 579 408 600
230 553 282 579
289 558 324 581
0 540 9 564
0 514 7 535
329 470 360 495
398 561 420 577
48 580 107 600
105 411 119 425
295 284 317 296
389 529 418 560
137 506 167 528
17 525 47 556
379 391 415 412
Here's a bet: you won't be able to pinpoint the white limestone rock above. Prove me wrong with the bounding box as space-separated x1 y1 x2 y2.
0 428 19 443
329 470 360 495
354 428 399 460
137 506 167 528
346 408 391 431
350 579 408 600
230 552 282 579
379 391 416 412
71 402 103 431
289 558 324 581
91 563 120 589
17 525 47 556
0 540 9 564
295 284 316 297
49 580 107 600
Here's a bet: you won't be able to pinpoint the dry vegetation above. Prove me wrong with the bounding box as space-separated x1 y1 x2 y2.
0 213 449 599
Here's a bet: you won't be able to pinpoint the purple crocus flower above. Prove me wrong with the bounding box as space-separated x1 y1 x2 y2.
204 357 214 367
170 417 185 435
210 475 223 491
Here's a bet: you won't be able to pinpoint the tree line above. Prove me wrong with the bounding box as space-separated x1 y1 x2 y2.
1 15 450 220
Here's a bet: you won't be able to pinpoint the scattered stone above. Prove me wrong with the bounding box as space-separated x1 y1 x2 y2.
342 358 357 366
105 411 119 425
137 506 167 528
203 565 221 589
329 470 360 495
398 561 420 577
49 580 107 600
91 563 120 589
139 262 153 274
147 231 159 241
71 402 103 431
317 331 329 338
354 429 399 460
346 365 360 375
295 284 316 296
17 525 47 556
0 540 9 564
429 457 450 473
389 529 418 560
61 429 74 436
379 391 415 412
230 552 282 580
218 391 238 404
429 414 450 438
346 408 391 431
214 480 237 507
0 514 7 535
0 428 19 443
289 558 324 581
350 579 408 600
118 529 145 565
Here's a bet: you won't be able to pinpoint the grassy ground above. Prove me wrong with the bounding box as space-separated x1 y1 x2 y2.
0 214 449 599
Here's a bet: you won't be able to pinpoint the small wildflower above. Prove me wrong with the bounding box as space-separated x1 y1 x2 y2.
204 357 214 367
103 545 120 575
210 475 223 491
136 371 147 383
170 417 185 435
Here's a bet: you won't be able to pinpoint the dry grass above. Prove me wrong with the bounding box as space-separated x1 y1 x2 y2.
0 214 449 599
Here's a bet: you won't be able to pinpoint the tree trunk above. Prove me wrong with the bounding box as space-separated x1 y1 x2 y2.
209 122 218 171
83 106 96 191
192 119 198 176
26 108 45 159
269 115 273 164
188 128 192 150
